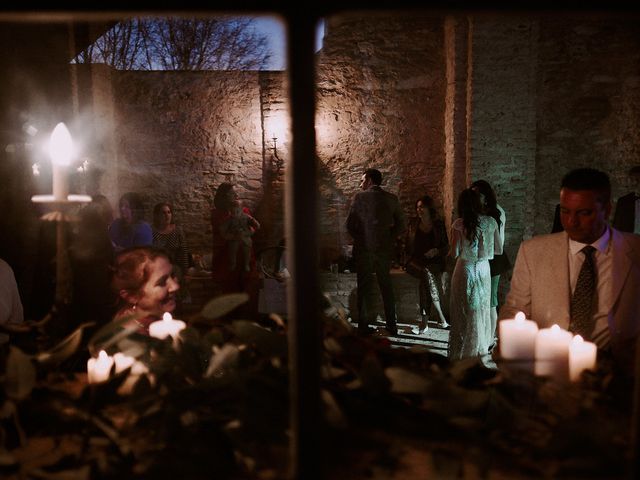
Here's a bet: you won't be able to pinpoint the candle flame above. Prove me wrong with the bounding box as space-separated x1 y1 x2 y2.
515 312 525 322
572 335 584 344
98 350 109 360
550 324 560 332
163 312 173 322
49 122 73 166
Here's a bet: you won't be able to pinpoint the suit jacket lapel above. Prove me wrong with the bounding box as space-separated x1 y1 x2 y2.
552 232 571 323
535 233 571 328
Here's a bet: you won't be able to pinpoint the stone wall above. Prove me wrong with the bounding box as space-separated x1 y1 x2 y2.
315 12 447 266
74 12 640 281
78 65 288 256
535 14 640 234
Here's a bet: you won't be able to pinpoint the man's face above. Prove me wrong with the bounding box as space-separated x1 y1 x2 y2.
559 188 611 244
359 174 372 191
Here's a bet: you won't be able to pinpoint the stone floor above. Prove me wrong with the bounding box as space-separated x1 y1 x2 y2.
347 317 450 356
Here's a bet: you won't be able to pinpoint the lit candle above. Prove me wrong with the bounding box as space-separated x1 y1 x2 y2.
149 312 186 341
568 335 597 382
87 350 114 384
499 311 539 360
534 324 573 381
113 352 136 373
49 122 73 201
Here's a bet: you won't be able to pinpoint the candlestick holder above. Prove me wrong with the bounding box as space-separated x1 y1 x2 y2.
31 194 91 340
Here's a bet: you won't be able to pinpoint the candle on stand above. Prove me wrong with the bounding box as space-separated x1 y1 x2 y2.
49 122 73 201
87 350 114 384
149 312 186 341
499 311 539 360
568 335 597 382
534 324 573 381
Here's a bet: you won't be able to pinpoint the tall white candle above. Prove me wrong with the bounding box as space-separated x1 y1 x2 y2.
149 312 186 341
87 350 114 384
499 311 539 360
534 324 573 381
568 335 597 382
49 122 73 201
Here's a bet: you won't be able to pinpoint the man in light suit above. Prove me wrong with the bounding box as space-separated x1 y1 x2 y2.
500 168 640 371
347 168 406 335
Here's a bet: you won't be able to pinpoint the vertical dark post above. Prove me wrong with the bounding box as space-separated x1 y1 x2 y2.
54 217 72 305
285 10 322 480
631 336 640 479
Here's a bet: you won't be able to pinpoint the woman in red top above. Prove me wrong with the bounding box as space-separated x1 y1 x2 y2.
210 183 260 314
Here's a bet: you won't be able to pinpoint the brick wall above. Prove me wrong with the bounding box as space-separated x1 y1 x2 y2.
467 16 540 302
535 14 640 234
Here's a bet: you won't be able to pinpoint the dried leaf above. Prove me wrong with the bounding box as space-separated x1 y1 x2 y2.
5 346 36 400
385 367 430 394
321 389 348 428
204 344 240 378
200 293 249 320
321 365 349 381
231 320 287 357
0 448 16 467
359 355 390 394
28 465 91 480
11 436 82 472
87 313 142 356
114 337 147 359
35 322 95 366
268 313 286 329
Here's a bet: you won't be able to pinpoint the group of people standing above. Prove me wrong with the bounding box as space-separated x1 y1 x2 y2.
347 166 640 373
109 182 262 335
346 168 508 360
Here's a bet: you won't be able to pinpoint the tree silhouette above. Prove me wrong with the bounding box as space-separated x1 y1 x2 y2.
76 17 272 71
76 19 148 70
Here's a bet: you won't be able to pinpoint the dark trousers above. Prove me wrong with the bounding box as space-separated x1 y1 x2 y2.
355 250 397 332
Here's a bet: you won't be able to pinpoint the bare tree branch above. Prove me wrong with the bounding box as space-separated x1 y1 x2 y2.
74 17 272 71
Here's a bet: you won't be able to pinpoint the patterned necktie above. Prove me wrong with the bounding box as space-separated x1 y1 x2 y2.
569 246 597 339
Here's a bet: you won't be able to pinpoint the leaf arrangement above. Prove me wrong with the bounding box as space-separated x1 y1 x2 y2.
0 294 633 479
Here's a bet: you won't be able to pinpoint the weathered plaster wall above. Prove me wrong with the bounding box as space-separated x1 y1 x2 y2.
73 12 640 283
315 13 447 265
79 66 288 255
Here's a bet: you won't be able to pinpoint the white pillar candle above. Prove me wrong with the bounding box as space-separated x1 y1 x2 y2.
49 123 73 201
568 335 597 382
113 352 136 373
149 312 186 341
87 350 114 384
499 311 539 360
534 324 573 381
